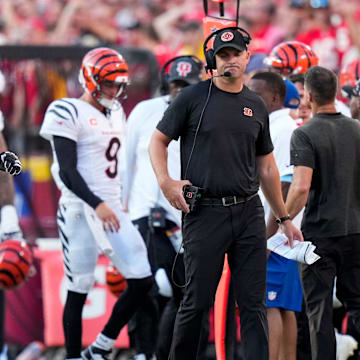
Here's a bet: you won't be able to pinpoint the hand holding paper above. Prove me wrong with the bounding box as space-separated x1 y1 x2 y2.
267 233 320 265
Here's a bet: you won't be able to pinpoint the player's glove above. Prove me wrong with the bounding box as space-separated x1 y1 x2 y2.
1 229 23 242
0 205 23 242
0 151 22 175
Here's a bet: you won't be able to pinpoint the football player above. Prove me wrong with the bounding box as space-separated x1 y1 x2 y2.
40 47 153 360
0 108 22 360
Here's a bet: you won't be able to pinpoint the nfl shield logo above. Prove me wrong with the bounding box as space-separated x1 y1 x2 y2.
268 291 277 301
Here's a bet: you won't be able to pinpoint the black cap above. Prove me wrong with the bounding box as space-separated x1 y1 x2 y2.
213 28 248 55
342 80 360 99
168 57 202 85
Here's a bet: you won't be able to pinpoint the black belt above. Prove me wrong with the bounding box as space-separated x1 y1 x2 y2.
199 193 257 207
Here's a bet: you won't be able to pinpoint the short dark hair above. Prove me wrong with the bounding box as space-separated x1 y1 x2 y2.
304 66 337 106
250 71 286 102
289 73 304 86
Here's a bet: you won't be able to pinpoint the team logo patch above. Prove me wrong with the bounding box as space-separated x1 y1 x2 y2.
243 107 253 117
221 31 234 42
89 118 98 126
268 291 277 301
176 62 192 77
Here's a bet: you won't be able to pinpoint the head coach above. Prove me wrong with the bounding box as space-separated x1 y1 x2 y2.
149 27 303 360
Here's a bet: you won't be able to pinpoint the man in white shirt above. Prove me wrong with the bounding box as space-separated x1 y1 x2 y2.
122 55 203 360
249 71 302 360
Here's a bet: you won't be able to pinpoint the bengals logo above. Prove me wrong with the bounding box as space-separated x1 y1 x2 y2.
89 118 98 126
243 107 253 117
176 62 192 77
221 31 234 42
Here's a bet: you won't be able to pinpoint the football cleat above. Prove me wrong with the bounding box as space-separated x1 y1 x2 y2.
81 345 112 360
335 329 358 360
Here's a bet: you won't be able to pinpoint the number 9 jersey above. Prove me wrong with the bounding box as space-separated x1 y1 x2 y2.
40 98 125 208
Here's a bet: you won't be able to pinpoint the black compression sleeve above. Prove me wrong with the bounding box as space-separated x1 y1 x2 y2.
53 136 103 209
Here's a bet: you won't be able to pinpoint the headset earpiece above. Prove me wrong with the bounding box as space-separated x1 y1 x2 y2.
204 49 215 74
160 73 170 95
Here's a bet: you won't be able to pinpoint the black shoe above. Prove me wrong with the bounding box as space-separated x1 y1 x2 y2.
81 345 112 360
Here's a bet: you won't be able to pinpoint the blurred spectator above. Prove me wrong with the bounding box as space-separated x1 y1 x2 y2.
330 0 360 68
121 22 175 68
242 0 286 54
153 1 204 59
274 0 310 41
1 0 47 44
295 0 357 71
175 21 204 61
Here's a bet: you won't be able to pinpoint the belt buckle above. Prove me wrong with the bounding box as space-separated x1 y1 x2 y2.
222 196 237 206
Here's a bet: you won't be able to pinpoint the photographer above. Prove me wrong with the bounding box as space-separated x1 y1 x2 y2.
149 27 303 360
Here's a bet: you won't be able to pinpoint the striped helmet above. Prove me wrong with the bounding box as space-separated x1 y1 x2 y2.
339 59 360 88
79 47 129 109
105 263 127 297
0 239 33 289
264 41 319 76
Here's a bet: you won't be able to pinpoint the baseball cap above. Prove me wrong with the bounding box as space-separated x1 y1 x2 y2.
213 28 248 55
245 53 269 74
284 79 300 109
342 80 360 99
168 57 202 85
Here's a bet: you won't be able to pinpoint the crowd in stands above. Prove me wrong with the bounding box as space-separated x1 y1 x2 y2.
0 0 359 156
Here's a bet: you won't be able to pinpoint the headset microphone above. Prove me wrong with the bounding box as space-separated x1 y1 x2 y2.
214 71 232 78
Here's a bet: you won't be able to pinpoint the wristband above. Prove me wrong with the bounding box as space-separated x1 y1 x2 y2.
275 215 291 224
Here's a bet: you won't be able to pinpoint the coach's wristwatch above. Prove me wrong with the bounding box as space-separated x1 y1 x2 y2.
275 215 291 224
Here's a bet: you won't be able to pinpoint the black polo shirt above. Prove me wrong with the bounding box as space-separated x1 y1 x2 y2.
290 112 360 238
157 79 273 197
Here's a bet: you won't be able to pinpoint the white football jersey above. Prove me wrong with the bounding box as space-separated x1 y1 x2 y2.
40 98 126 208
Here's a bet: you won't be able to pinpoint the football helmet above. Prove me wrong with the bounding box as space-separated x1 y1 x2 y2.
105 263 127 297
0 239 33 289
79 47 129 110
339 59 360 88
264 41 319 76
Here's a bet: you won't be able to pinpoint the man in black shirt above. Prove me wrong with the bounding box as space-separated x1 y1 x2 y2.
149 27 303 360
286 65 360 360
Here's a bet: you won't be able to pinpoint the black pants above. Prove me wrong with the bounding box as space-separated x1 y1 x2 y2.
130 217 185 358
170 195 268 360
300 233 360 360
296 301 312 360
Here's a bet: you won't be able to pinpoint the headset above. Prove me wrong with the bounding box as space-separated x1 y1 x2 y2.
203 26 252 74
159 55 203 95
